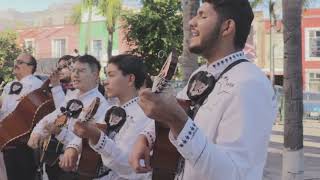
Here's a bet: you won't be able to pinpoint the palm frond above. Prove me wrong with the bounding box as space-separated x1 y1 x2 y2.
250 0 264 8
71 4 83 24
98 0 122 32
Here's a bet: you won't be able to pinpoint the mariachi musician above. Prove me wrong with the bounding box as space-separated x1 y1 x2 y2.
50 55 75 108
0 53 43 180
44 54 75 180
28 55 110 180
129 1 277 180
72 54 153 180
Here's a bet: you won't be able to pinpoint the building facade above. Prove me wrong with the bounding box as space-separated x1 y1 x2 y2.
302 9 320 92
17 24 79 59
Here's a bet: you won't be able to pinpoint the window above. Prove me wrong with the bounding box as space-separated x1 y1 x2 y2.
25 40 33 49
91 40 103 60
52 39 66 58
306 29 320 60
308 72 320 92
24 39 35 55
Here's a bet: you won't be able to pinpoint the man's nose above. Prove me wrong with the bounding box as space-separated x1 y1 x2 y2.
189 16 196 28
103 79 109 86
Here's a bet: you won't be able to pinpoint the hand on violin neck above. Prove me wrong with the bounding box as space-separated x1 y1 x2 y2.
44 122 61 135
138 88 188 138
27 132 44 149
73 121 101 145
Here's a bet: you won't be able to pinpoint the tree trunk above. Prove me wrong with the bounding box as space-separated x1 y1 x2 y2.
282 0 304 179
107 30 113 60
180 0 199 83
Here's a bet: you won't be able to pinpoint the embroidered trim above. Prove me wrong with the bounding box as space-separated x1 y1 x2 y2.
66 143 80 152
178 122 198 148
210 51 245 70
122 97 139 109
95 134 108 151
142 130 155 147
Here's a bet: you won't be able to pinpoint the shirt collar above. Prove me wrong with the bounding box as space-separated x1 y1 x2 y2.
121 96 139 109
205 51 248 78
19 74 34 84
77 86 99 100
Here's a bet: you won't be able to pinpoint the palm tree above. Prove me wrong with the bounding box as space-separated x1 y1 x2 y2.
71 0 96 54
282 0 304 179
98 0 122 59
180 0 199 83
251 0 305 179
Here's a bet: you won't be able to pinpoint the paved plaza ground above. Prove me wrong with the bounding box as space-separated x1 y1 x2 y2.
263 120 320 180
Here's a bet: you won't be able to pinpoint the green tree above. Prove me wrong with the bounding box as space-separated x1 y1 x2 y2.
0 30 21 82
98 0 122 59
122 0 183 75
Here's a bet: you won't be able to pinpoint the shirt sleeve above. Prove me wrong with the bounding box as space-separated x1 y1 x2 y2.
169 79 277 180
89 131 149 179
0 83 11 119
140 120 155 148
32 108 60 137
51 85 66 109
55 118 82 153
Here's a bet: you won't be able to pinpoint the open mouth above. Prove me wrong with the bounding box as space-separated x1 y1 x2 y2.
191 30 199 38
73 80 80 85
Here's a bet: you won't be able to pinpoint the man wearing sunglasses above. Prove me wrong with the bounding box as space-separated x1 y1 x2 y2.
50 55 75 108
0 53 43 180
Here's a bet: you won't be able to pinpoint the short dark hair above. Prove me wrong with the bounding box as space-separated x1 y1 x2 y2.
74 55 101 73
58 55 75 64
204 0 254 49
144 74 153 88
108 54 147 89
28 55 37 74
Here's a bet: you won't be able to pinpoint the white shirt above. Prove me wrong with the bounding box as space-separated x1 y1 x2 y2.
0 75 43 120
0 74 43 180
51 85 67 109
32 87 110 151
145 51 277 180
91 97 152 180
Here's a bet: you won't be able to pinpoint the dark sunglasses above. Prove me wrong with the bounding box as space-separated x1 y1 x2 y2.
15 59 34 66
57 64 69 71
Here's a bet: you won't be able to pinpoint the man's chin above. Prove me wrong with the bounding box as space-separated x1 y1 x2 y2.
189 46 203 55
60 78 71 84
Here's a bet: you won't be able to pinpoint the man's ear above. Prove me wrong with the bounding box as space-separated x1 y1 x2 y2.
128 74 136 88
221 19 236 37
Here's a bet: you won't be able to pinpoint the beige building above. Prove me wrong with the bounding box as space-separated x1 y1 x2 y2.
251 11 284 85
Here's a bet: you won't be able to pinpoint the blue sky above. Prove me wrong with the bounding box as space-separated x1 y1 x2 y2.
0 0 141 12
0 0 79 12
0 0 318 13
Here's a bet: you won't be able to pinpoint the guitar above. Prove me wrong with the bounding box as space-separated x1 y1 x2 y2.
39 109 69 167
40 97 101 168
0 60 74 150
77 97 107 180
150 49 183 180
0 79 55 150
